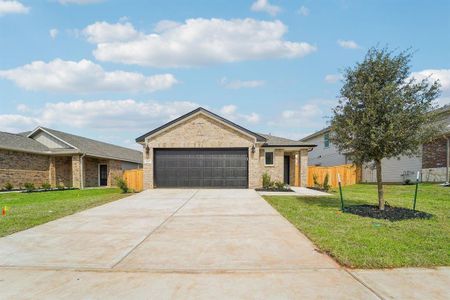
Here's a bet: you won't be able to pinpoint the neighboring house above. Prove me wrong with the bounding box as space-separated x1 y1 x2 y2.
0 127 142 189
135 107 315 189
300 105 450 183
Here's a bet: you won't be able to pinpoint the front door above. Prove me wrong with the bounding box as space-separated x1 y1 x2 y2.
284 156 290 185
99 164 108 186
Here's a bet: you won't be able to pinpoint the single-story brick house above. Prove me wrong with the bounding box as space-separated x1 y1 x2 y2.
136 107 316 189
0 127 142 189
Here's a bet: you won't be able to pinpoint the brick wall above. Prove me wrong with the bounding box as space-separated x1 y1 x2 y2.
422 138 447 169
0 149 50 189
55 156 72 187
142 113 311 189
83 157 123 187
144 114 257 189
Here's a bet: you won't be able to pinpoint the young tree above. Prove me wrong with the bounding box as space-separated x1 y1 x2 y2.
331 47 441 210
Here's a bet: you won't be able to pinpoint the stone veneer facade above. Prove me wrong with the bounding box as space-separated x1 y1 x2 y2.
142 113 309 189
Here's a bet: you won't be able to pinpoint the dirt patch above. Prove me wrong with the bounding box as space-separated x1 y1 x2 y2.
344 204 433 221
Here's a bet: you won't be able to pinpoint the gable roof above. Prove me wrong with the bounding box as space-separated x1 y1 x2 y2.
2 127 142 164
135 107 267 143
258 133 316 147
0 131 52 154
34 127 142 164
300 126 331 142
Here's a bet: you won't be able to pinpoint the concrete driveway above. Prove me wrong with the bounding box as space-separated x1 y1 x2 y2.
0 189 447 299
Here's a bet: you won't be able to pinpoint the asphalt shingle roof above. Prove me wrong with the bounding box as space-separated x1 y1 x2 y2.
0 131 51 153
40 127 142 164
1 128 142 164
258 133 316 147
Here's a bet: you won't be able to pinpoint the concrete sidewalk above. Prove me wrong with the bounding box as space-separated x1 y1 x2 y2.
0 189 448 299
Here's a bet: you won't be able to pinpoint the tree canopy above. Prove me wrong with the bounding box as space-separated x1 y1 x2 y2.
330 47 441 209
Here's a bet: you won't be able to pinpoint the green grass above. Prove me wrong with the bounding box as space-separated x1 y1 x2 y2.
0 188 128 237
264 183 450 269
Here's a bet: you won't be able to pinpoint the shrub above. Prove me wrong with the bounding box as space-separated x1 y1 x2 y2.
56 184 65 190
262 172 272 189
322 173 331 192
403 179 412 185
41 182 51 190
312 174 321 188
3 182 13 191
23 182 35 192
116 177 129 193
274 181 286 190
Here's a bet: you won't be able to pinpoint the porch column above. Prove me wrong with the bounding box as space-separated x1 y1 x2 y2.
72 155 82 189
294 151 300 187
48 157 56 187
300 149 308 187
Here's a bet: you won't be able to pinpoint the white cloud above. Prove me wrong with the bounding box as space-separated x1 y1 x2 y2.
410 69 450 91
411 69 450 107
298 5 310 16
154 20 180 33
58 0 104 4
0 59 178 93
220 77 265 89
49 28 59 39
250 0 281 16
84 18 316 67
268 99 336 131
16 103 30 112
0 0 29 16
436 97 450 107
83 21 142 43
39 100 199 129
220 104 260 124
324 74 343 84
1 100 260 134
337 39 360 49
0 114 40 132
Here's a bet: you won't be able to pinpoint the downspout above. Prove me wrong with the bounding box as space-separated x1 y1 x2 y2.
446 136 449 184
80 153 86 189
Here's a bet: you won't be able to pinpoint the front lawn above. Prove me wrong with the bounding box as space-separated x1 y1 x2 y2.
264 183 450 269
0 188 128 237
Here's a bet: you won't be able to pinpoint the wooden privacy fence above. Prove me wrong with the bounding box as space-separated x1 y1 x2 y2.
307 164 360 188
123 169 144 192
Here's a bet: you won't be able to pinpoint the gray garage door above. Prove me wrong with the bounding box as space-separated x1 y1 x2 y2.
154 148 248 188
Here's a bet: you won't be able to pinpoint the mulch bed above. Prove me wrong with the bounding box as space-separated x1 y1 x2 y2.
255 187 294 192
344 204 433 221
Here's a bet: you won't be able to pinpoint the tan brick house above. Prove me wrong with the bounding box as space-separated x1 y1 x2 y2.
136 107 316 189
0 127 142 190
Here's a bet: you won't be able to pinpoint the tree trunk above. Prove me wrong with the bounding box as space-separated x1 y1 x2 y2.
375 159 385 210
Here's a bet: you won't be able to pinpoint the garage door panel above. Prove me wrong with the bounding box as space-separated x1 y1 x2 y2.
154 149 248 188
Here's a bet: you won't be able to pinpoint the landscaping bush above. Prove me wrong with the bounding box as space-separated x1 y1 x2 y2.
56 184 65 190
262 172 272 189
41 182 51 190
322 173 331 192
403 179 412 185
274 181 285 190
115 177 129 193
3 182 13 191
23 182 35 192
312 174 321 189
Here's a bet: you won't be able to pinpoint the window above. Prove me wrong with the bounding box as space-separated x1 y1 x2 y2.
265 151 274 165
324 133 330 148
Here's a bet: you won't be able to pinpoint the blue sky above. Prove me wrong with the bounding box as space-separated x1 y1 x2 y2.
1 0 449 149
